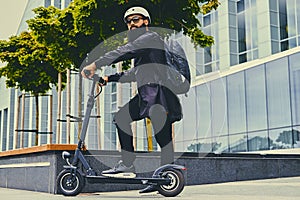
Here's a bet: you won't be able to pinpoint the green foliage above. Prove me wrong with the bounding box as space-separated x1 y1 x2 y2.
0 0 220 93
0 32 60 95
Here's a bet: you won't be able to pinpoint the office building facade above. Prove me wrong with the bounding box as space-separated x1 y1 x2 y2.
1 0 300 153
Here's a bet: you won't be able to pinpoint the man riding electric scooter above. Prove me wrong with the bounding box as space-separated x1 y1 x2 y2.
81 6 182 194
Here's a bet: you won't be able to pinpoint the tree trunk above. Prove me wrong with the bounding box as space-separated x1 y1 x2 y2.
66 69 71 144
35 94 39 146
56 72 62 144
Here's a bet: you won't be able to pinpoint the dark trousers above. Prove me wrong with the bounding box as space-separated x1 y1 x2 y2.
114 94 174 167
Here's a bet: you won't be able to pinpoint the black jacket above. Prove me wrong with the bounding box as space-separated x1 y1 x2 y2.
94 30 182 122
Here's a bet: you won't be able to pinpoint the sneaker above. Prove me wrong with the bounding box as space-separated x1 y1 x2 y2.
101 160 136 178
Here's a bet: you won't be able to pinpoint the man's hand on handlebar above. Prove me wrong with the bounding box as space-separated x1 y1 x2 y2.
99 76 108 86
81 62 96 79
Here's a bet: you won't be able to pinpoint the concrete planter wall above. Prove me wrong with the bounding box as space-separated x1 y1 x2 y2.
0 145 300 194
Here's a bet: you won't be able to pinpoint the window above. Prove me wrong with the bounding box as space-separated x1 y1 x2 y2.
54 0 62 9
289 53 300 126
266 58 291 128
245 65 267 131
248 131 269 151
210 78 228 136
2 109 8 151
197 84 211 138
227 72 246 134
203 15 211 27
237 0 245 13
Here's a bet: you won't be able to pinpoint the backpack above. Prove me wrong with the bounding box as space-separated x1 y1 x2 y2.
163 39 191 95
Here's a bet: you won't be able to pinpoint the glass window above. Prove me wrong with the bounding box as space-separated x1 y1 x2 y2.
186 138 212 152
238 13 246 52
210 78 228 136
229 133 247 152
237 0 245 13
228 1 236 13
292 126 300 148
270 11 279 26
269 0 278 11
203 15 211 27
204 47 212 64
266 58 291 128
245 65 267 131
227 72 246 134
174 141 184 152
212 136 229 153
297 3 300 35
279 0 288 40
54 0 62 9
272 41 280 54
239 53 247 63
182 87 197 141
280 40 288 51
44 0 51 7
2 109 8 151
289 52 300 125
248 131 269 151
197 84 211 138
271 26 279 40
269 128 293 149
286 0 296 37
64 0 72 7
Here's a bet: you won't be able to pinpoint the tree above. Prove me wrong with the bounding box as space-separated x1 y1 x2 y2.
0 31 60 146
0 0 219 147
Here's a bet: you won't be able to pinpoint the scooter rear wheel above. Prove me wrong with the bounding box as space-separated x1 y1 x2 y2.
56 169 85 196
157 169 185 197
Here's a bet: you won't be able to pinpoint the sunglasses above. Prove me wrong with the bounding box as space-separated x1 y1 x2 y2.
126 16 144 24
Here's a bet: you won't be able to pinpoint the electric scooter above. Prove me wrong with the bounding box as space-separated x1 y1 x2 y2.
56 72 186 197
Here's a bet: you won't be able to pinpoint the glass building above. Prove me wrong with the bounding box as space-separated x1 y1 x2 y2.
177 0 300 153
1 0 300 153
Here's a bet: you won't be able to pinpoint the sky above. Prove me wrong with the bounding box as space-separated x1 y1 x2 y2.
0 0 28 40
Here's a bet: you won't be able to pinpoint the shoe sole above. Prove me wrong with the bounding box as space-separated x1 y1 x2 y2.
101 172 136 179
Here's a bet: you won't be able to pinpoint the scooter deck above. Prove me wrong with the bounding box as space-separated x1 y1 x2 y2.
86 175 171 185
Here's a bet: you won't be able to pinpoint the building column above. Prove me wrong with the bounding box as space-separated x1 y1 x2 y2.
257 0 272 58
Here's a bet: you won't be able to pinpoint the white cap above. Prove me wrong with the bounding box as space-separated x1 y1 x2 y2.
124 6 151 24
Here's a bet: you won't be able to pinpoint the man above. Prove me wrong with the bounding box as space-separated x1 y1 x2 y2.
81 6 182 193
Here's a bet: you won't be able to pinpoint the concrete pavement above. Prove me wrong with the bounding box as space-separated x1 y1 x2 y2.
1 176 300 200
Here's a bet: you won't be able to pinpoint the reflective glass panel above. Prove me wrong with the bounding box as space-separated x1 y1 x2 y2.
289 53 300 125
182 87 197 141
212 136 229 153
292 126 300 148
245 65 267 131
186 138 212 153
229 133 247 152
210 78 228 136
248 131 269 151
269 127 293 149
227 72 246 134
266 58 291 128
196 84 211 138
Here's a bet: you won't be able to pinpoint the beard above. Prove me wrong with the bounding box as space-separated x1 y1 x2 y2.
127 25 147 42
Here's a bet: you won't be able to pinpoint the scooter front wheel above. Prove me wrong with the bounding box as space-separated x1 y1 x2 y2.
157 169 185 197
56 169 85 196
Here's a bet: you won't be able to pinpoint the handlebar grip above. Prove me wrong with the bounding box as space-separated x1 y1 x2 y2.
98 77 107 85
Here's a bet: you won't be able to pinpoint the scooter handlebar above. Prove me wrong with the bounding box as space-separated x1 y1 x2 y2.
83 69 106 85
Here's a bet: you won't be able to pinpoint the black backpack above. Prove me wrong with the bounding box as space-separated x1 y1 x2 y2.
163 39 191 95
